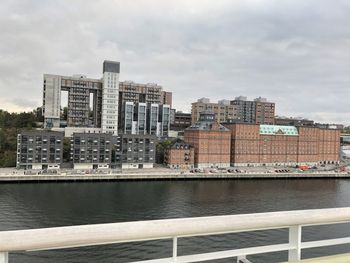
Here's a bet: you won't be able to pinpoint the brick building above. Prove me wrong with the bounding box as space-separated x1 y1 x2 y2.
184 111 231 168
223 122 340 166
164 142 194 169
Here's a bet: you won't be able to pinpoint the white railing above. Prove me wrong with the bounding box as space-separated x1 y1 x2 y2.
2 208 350 262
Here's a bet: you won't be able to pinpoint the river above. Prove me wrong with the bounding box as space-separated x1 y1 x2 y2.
1 179 350 262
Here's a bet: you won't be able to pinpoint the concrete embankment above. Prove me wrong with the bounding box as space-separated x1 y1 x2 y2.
0 172 350 182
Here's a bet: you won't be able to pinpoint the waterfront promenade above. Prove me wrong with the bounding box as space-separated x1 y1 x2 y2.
0 168 349 182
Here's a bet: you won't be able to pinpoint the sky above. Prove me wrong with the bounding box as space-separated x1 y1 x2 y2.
0 0 350 125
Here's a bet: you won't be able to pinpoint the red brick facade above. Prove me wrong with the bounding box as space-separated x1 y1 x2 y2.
184 122 231 168
164 144 194 169
224 123 340 166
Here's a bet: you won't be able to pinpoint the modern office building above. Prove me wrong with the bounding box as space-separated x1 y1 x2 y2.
114 134 156 169
191 98 239 124
223 122 340 166
17 131 64 170
184 111 231 168
164 142 194 169
119 102 170 137
71 132 113 170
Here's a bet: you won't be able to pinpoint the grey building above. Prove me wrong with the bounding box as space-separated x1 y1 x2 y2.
114 134 156 169
275 116 314 126
17 130 63 170
43 61 172 135
230 96 275 124
230 97 256 123
119 102 170 137
119 81 172 107
43 61 119 132
71 132 113 170
171 111 192 131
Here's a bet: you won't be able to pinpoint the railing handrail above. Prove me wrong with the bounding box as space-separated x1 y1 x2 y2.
2 208 350 252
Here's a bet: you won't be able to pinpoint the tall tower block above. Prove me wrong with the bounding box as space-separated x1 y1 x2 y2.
102 61 120 135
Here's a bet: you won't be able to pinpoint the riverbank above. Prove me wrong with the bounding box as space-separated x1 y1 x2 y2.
0 171 350 182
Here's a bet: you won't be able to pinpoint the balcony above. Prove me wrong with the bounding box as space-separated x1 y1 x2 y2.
2 208 350 262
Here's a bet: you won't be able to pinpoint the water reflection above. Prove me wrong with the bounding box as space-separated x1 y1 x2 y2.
0 179 348 262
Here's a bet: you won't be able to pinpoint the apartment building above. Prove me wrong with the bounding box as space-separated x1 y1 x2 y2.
170 111 192 131
17 131 64 170
43 61 172 137
223 122 340 166
114 134 156 169
71 132 113 170
191 98 238 124
185 111 231 168
119 81 172 107
230 96 275 125
164 142 194 169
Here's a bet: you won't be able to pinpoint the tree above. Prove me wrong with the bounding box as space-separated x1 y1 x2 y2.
155 138 181 164
0 109 40 167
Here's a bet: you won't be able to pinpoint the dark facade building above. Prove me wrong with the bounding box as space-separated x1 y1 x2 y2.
223 122 340 166
114 134 156 169
184 111 231 168
275 117 314 126
170 111 192 131
71 132 113 169
164 142 194 169
17 131 64 170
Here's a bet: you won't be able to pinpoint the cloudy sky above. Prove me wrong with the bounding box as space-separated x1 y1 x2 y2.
1 0 350 124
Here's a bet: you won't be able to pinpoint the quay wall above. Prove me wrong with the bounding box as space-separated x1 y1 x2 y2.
0 172 350 182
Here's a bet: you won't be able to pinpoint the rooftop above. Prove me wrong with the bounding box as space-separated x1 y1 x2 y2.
259 125 299 136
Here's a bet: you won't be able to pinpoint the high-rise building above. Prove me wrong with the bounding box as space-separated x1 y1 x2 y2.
230 96 275 125
119 102 170 137
119 81 172 107
42 62 172 137
42 62 116 129
101 61 120 135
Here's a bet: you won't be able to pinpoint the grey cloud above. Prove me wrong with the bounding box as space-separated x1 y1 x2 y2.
0 0 350 125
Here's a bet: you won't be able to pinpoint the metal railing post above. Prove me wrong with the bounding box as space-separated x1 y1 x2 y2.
237 256 252 263
173 237 177 262
288 225 301 261
0 252 8 263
